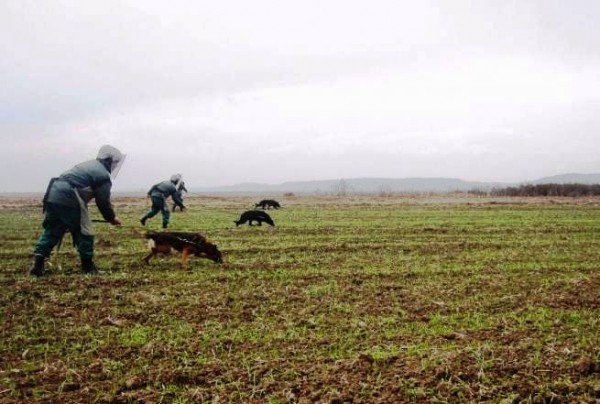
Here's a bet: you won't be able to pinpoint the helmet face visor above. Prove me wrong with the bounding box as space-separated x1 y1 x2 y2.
97 145 125 180
110 154 126 179
170 173 183 188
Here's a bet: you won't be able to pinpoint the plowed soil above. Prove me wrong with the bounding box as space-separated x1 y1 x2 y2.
1 195 598 403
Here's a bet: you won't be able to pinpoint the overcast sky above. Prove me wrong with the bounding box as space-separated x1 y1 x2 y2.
2 0 599 192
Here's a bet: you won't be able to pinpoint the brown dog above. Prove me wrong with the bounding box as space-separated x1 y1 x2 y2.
144 231 223 267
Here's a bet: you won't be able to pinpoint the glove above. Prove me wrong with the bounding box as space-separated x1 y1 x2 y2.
110 217 122 226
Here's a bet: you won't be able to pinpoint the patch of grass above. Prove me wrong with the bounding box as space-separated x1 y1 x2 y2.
0 194 599 402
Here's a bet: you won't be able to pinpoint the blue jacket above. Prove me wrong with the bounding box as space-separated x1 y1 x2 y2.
45 159 116 222
148 180 185 209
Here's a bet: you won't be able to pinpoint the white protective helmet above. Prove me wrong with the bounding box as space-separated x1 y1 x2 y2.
170 173 183 188
97 145 126 179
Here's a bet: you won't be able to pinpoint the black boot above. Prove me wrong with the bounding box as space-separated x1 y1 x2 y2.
81 258 98 274
30 254 45 277
140 216 147 226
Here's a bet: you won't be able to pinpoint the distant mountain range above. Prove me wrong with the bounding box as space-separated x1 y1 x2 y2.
190 173 600 194
530 173 600 185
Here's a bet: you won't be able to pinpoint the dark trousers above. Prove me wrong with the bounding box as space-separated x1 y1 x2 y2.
142 195 170 227
34 203 94 259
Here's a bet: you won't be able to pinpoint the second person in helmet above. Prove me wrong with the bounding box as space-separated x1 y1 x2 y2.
140 174 186 229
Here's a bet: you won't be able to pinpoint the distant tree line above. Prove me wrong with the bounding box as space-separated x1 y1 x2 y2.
485 183 600 197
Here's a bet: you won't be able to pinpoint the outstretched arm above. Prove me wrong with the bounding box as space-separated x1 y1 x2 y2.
94 181 118 223
171 190 186 210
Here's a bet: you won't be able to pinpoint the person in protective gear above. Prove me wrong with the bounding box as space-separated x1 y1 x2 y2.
172 181 188 212
30 145 125 276
140 174 186 228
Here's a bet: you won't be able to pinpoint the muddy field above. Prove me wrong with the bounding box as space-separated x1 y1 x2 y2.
0 194 599 403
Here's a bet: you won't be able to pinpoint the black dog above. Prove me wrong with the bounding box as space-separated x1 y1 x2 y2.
234 210 275 227
255 199 281 209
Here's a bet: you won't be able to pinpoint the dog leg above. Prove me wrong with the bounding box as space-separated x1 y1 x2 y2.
143 250 156 264
181 247 192 270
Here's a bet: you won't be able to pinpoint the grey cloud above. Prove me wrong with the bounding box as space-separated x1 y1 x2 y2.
2 0 600 191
